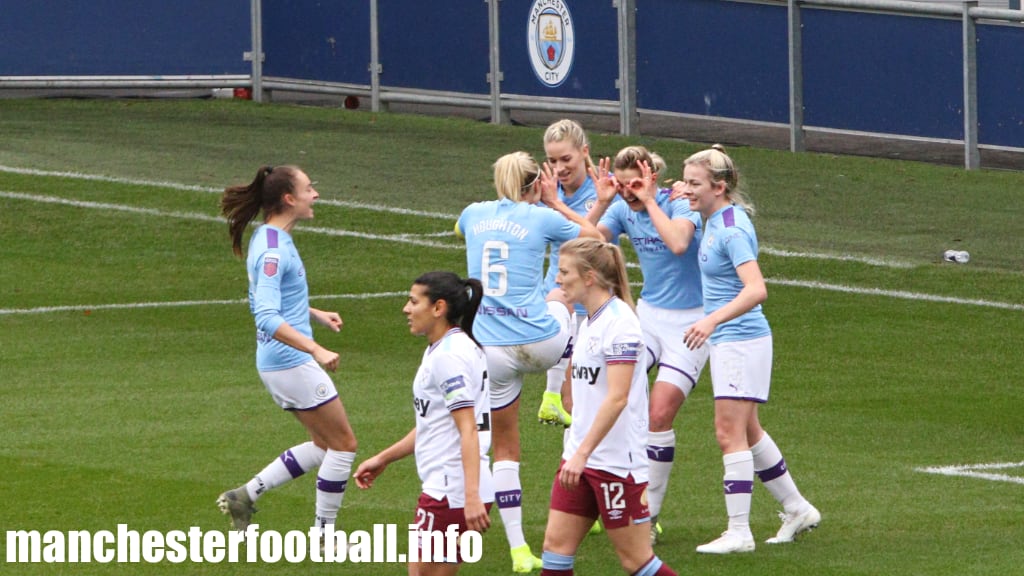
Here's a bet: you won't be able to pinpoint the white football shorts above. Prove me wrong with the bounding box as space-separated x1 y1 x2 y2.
638 299 709 397
708 334 773 403
487 301 572 410
259 360 339 411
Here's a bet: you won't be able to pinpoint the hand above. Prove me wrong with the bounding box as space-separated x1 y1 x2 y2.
558 453 586 491
354 456 387 489
311 308 343 332
632 160 658 205
683 317 715 350
588 157 618 204
539 162 561 206
313 346 340 372
669 180 686 202
463 497 491 533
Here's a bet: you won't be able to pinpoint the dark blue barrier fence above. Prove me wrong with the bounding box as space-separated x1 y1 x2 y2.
0 0 249 76
802 8 962 140
638 0 789 123
3 1 1024 154
262 0 371 84
977 23 1024 149
498 0 619 100
377 1 489 93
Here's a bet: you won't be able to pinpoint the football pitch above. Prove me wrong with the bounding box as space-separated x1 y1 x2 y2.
1 98 1022 575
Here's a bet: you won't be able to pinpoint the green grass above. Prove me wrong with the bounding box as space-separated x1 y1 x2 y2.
1 98 1022 575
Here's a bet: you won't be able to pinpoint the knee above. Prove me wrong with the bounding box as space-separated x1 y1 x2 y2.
344 437 358 453
648 405 676 431
714 426 748 453
330 435 357 453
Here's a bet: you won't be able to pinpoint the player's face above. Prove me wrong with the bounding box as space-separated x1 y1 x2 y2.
555 253 587 305
613 167 645 211
403 284 440 337
289 171 319 220
680 164 722 217
544 139 589 193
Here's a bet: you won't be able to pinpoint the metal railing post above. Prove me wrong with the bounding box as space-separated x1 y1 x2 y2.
963 1 979 169
488 0 507 124
789 0 805 153
370 0 383 112
249 0 264 102
616 0 638 136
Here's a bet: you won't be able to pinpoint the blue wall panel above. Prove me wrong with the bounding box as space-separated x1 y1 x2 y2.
262 0 370 84
802 9 962 139
976 24 1024 149
0 1 248 75
498 0 618 100
376 2 489 94
638 0 788 123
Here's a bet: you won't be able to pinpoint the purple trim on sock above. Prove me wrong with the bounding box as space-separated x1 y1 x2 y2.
724 480 753 495
316 477 349 493
646 445 676 463
280 449 305 478
757 459 788 483
495 489 522 509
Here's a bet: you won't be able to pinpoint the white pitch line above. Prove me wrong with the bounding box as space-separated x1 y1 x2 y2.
0 190 462 250
761 246 914 269
2 170 1022 314
0 164 921 267
769 278 1024 311
0 164 459 220
0 292 409 316
916 462 1024 485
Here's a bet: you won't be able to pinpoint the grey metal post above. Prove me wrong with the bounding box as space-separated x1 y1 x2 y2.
248 0 264 102
789 0 805 153
963 1 979 169
370 0 383 112
488 0 508 124
617 0 638 136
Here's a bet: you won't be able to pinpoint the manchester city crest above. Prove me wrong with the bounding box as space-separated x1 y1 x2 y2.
527 0 575 88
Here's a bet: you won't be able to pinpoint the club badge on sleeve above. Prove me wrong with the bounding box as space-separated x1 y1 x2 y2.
263 256 279 277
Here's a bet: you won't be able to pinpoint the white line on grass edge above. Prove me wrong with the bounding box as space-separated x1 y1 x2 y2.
916 462 1024 485
1 164 916 267
2 168 1021 315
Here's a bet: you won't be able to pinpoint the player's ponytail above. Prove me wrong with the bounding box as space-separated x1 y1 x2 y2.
221 165 300 256
461 278 484 348
413 271 484 349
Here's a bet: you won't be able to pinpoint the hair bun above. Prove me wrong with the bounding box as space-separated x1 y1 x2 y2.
710 144 726 153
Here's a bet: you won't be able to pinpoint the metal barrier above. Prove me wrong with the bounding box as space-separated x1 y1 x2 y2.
2 0 1023 169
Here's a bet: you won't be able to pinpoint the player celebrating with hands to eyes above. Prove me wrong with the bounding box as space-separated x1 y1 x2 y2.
217 165 357 538
584 146 708 545
537 119 607 428
355 271 492 575
456 151 601 573
538 237 678 576
678 146 820 554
